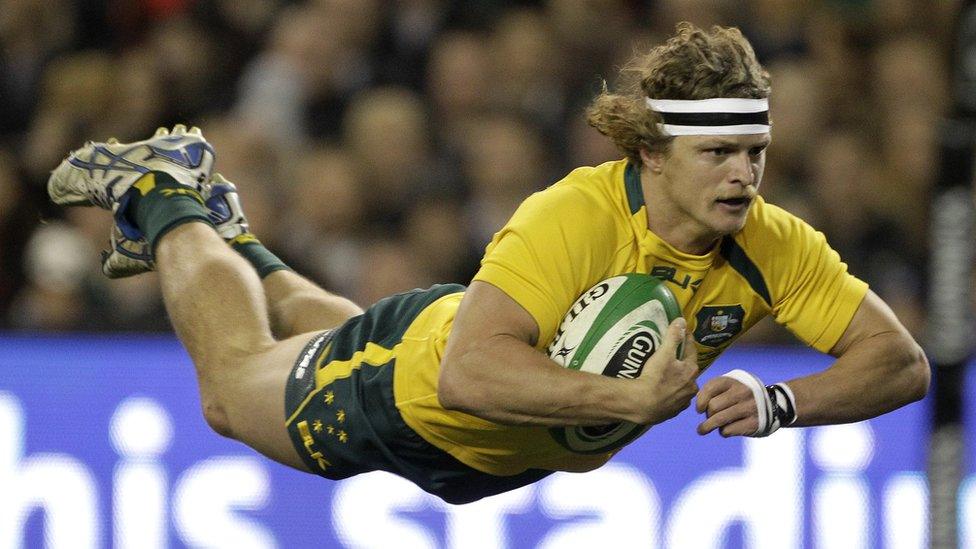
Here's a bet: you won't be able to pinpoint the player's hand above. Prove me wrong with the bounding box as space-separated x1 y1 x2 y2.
632 317 699 425
695 376 759 436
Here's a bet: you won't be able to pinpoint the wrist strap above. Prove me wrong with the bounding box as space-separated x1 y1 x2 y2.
767 383 798 429
720 369 797 437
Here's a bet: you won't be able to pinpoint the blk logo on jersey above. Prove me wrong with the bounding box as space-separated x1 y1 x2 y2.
650 265 703 291
694 305 744 348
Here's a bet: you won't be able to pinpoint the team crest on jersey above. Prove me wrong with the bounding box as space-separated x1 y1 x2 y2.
694 305 744 348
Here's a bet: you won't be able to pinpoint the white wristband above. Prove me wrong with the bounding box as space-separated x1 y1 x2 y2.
721 369 773 436
720 370 797 437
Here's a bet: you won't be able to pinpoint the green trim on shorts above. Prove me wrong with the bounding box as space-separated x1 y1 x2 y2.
319 285 455 363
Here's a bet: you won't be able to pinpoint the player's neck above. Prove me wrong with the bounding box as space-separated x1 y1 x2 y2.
640 166 720 256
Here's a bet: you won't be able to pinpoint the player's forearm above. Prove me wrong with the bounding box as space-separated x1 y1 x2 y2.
438 333 641 427
261 270 363 338
786 331 929 426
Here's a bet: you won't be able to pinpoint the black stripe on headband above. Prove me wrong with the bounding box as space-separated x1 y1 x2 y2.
657 110 769 127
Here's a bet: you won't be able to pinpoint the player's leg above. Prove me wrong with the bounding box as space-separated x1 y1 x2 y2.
152 221 320 469
190 174 365 338
262 269 363 337
47 128 350 471
100 170 364 339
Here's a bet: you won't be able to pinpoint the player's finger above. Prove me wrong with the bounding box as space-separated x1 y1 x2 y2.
681 332 698 364
695 376 734 413
703 388 741 417
660 317 687 359
697 400 753 435
718 416 759 438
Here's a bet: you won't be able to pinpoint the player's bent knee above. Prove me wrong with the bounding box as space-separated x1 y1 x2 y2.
201 398 236 439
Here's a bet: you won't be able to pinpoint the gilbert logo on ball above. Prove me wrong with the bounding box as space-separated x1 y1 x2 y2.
547 273 682 454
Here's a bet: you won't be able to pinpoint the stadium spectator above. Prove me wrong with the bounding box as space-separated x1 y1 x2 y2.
0 0 957 342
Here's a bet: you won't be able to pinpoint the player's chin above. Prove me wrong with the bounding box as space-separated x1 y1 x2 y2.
709 213 749 236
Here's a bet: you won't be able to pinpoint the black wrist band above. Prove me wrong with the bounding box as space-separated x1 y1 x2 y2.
766 384 797 427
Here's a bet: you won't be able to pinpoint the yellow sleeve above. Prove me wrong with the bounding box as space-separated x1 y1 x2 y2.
473 184 621 348
767 213 869 352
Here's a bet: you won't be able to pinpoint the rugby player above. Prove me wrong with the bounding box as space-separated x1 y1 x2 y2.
47 23 929 504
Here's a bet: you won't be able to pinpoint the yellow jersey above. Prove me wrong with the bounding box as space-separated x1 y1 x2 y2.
393 159 868 476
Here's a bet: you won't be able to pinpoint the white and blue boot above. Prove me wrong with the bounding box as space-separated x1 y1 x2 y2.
99 173 251 278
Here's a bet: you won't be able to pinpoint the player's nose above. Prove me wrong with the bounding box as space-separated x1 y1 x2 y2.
728 152 756 187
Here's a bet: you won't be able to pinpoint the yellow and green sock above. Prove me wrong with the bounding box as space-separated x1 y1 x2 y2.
227 233 292 278
125 172 213 251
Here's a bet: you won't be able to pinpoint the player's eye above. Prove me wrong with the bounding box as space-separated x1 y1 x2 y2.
749 145 767 157
706 147 731 156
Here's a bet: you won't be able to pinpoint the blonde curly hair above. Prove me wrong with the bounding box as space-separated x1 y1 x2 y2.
587 22 771 164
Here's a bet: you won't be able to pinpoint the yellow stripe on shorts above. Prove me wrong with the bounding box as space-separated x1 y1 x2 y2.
285 341 400 426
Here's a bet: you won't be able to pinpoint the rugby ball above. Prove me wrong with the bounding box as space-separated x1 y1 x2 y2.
547 273 682 454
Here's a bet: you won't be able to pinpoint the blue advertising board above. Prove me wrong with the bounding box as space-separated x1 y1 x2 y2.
0 335 947 548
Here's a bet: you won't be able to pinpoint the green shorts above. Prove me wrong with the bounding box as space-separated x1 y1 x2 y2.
284 284 551 504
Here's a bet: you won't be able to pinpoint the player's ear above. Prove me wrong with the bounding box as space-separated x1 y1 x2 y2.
640 148 665 174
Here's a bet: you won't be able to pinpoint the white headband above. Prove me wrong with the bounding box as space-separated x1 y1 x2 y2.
646 97 771 136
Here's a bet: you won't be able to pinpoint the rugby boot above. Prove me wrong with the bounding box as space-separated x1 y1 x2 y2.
48 124 214 209
99 173 251 278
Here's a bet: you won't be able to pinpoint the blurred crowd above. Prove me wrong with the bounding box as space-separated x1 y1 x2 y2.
0 0 959 341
